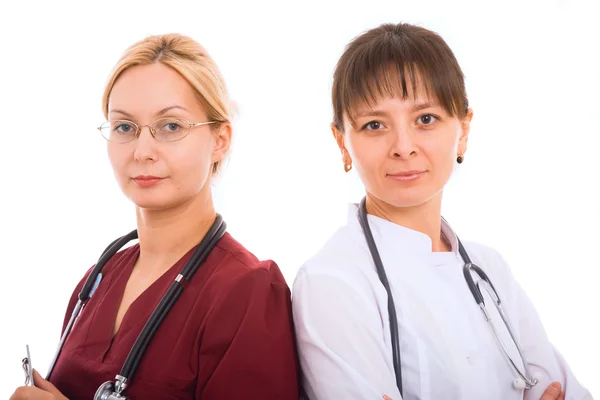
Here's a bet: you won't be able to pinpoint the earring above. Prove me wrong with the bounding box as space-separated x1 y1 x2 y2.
344 163 352 172
457 154 464 164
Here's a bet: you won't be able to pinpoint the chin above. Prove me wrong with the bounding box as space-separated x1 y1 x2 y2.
125 191 181 211
386 197 430 208
377 186 440 209
130 198 174 211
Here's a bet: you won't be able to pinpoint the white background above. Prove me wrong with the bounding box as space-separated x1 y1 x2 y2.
0 0 598 397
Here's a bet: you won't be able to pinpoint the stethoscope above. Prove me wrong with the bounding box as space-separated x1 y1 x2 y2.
45 215 226 400
357 197 539 396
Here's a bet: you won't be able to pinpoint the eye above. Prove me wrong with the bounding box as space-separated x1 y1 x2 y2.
156 119 186 134
114 122 135 133
417 114 439 125
361 121 384 131
163 121 183 132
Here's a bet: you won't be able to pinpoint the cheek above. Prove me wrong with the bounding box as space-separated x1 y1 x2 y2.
349 136 384 169
169 142 213 184
177 150 207 173
107 146 129 177
352 144 389 189
428 140 457 179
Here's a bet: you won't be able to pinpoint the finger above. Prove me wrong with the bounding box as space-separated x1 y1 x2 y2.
558 391 566 400
33 369 61 395
382 396 393 400
539 382 562 400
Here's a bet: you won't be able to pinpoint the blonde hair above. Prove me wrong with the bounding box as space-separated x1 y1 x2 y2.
102 33 234 174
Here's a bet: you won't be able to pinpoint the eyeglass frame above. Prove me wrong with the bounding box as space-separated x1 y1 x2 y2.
97 118 219 143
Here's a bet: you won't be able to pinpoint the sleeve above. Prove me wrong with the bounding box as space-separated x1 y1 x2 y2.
292 268 402 400
197 266 300 400
486 249 594 400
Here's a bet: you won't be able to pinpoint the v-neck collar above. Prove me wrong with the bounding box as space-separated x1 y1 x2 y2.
83 244 193 364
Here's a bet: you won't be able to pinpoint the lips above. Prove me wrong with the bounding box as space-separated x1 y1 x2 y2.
387 170 425 182
132 175 165 187
388 170 425 177
133 175 163 180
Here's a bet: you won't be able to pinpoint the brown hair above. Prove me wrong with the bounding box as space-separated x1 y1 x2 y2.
102 33 234 174
332 23 469 130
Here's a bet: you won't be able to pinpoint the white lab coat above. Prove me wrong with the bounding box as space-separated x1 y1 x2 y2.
292 204 593 400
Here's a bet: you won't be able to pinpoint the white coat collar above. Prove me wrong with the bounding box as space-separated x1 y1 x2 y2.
346 203 461 266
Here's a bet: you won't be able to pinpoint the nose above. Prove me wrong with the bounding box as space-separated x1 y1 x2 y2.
389 124 418 159
133 125 158 162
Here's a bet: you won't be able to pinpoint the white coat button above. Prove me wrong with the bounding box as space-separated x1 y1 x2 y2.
513 378 526 390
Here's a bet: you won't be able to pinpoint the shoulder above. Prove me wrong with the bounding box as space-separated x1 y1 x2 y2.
293 224 379 301
204 234 293 324
293 203 373 279
297 223 362 274
73 243 139 292
291 226 388 342
459 240 518 291
461 240 507 266
460 240 510 269
70 243 139 302
211 232 288 289
61 242 138 331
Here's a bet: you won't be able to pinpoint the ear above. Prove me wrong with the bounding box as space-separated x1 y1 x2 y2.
211 122 232 164
331 123 348 157
458 108 473 156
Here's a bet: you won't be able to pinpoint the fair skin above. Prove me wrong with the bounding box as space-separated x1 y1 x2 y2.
335 83 565 400
11 62 231 399
334 86 471 252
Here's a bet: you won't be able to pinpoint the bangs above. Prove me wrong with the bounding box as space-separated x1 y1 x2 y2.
344 63 439 123
332 23 469 130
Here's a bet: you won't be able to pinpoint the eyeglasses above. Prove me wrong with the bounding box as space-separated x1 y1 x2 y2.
97 118 217 143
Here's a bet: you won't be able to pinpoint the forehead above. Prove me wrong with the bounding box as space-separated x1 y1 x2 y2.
108 63 203 116
347 72 439 117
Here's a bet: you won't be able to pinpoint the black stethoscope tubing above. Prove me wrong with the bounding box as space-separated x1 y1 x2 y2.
46 214 226 395
357 196 535 396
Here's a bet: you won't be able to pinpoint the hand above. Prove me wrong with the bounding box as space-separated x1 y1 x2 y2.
10 369 68 400
540 381 565 400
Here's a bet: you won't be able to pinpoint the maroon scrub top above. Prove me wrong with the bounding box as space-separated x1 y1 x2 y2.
49 232 300 399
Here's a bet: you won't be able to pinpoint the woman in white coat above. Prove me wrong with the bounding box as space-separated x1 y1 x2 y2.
292 23 593 400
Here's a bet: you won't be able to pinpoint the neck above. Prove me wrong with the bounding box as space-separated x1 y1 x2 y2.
365 192 448 252
135 190 217 270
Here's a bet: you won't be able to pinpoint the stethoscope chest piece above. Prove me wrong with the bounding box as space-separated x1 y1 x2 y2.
94 381 127 400
358 196 539 394
45 215 227 398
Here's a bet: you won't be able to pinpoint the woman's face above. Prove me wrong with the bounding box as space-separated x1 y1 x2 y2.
106 63 231 211
334 83 472 209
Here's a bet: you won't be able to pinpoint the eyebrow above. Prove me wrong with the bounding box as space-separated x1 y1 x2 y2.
156 105 190 116
353 101 439 119
353 110 390 119
109 105 190 119
412 101 438 112
109 109 134 118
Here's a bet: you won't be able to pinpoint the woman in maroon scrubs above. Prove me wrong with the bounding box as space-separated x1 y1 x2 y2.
10 34 299 400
